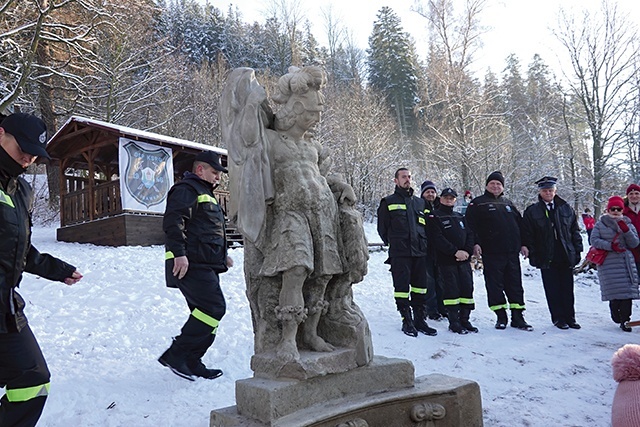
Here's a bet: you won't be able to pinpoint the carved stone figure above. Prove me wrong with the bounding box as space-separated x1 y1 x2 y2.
220 66 371 374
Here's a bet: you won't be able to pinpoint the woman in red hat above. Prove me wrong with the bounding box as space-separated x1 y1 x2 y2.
591 196 640 331
624 184 640 277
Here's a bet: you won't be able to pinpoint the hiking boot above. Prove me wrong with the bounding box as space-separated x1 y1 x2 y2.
413 307 438 336
494 308 508 330
621 322 632 332
399 307 418 337
567 320 581 329
427 312 444 321
511 309 533 331
159 349 196 381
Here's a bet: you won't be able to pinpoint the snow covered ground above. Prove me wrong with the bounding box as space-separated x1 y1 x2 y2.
7 224 636 426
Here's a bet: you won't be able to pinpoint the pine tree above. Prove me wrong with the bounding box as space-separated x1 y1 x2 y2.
367 6 420 137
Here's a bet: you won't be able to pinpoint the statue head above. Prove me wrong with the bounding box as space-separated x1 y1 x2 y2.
273 66 327 132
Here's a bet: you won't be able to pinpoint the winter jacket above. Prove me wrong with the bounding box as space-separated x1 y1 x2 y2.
592 215 640 301
465 190 523 254
521 195 583 268
0 171 76 334
623 204 640 263
582 213 595 230
427 204 475 266
163 172 228 284
377 186 428 258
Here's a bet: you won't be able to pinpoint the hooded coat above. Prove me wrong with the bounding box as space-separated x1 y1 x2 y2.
591 215 640 301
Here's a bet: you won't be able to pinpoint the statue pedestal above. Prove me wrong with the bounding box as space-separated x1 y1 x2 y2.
210 356 483 427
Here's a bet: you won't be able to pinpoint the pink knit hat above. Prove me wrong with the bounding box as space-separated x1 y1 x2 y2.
612 344 640 427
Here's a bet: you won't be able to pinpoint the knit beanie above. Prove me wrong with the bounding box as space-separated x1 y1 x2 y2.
485 171 504 186
626 184 640 195
420 180 437 197
612 344 640 427
607 196 625 210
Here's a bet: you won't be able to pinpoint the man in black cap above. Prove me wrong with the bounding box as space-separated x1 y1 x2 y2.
420 180 446 321
0 113 83 427
377 168 437 337
159 150 232 380
466 171 532 330
427 188 478 334
521 176 583 329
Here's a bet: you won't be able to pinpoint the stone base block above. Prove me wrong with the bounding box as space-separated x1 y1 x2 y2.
210 356 483 426
251 348 360 380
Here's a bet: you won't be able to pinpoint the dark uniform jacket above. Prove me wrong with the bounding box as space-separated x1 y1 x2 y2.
427 204 475 266
0 172 75 333
377 186 428 258
465 190 523 254
163 172 228 287
521 195 583 268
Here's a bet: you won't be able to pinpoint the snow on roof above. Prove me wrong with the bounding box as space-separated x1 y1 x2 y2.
49 115 227 155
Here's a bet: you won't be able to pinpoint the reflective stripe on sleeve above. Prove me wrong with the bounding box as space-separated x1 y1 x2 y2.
197 194 218 205
0 189 15 208
387 204 406 211
165 251 175 260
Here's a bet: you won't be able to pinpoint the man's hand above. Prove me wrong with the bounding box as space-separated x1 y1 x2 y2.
473 244 482 258
173 256 189 279
455 250 469 262
520 246 529 259
226 256 234 268
64 270 83 286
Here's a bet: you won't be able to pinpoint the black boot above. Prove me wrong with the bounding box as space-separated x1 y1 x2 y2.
413 307 438 336
460 308 478 333
494 308 508 330
511 309 533 331
447 307 468 334
399 307 418 337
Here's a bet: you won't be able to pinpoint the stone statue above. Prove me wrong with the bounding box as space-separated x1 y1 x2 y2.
220 66 371 376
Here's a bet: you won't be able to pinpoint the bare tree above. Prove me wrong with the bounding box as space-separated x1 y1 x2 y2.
554 0 639 215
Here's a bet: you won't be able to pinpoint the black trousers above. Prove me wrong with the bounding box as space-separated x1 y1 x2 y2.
389 256 428 311
439 263 475 310
482 252 525 311
171 265 226 363
0 324 51 427
540 266 576 324
609 299 632 324
425 258 446 316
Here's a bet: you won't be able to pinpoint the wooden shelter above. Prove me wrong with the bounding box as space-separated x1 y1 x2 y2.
46 116 229 246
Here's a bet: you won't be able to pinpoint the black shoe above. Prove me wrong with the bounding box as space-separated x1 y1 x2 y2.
554 321 569 330
461 321 479 333
427 313 443 321
511 310 534 331
495 320 507 329
189 362 223 380
159 351 196 381
621 322 632 332
448 322 468 334
413 308 438 336
567 321 581 329
400 308 418 337
415 321 438 336
495 309 508 330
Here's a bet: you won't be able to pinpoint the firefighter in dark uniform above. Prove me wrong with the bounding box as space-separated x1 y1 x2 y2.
466 171 532 331
521 176 583 330
427 188 478 334
0 113 83 427
377 168 437 337
159 151 232 381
